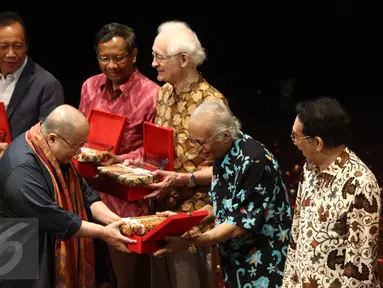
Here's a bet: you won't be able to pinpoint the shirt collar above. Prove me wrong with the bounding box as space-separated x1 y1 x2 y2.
100 67 139 93
307 146 350 176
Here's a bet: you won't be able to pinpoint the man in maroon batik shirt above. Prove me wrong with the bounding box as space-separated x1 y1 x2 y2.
79 22 159 288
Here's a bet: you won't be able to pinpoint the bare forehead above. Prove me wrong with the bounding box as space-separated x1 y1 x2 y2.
0 22 25 41
292 116 303 134
98 36 126 52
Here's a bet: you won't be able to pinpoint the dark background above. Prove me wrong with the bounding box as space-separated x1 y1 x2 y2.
3 3 383 281
2 2 382 180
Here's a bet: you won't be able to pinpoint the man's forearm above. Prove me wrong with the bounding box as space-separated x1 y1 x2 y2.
177 167 213 187
198 204 215 224
194 167 213 186
73 220 104 238
194 222 246 247
89 201 120 225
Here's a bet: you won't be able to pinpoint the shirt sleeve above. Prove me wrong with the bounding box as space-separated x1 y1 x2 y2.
79 80 90 117
4 164 83 240
224 154 276 234
79 174 101 208
283 177 303 283
342 176 381 286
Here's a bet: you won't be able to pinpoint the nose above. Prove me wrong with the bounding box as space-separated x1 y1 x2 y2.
106 60 118 69
152 58 159 68
6 47 16 57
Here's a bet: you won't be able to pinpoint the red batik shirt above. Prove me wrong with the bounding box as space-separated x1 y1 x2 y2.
79 68 159 216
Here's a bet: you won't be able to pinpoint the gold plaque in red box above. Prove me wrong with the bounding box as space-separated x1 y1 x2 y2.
97 164 159 187
118 211 208 254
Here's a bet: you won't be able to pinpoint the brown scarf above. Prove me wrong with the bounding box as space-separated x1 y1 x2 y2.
26 122 95 287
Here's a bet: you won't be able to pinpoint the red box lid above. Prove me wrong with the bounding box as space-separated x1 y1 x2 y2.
85 109 127 154
0 102 11 143
142 210 208 242
143 121 174 171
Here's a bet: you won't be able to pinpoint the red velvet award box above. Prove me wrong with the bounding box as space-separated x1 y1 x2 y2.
126 210 208 254
72 109 127 178
0 102 11 144
95 121 174 201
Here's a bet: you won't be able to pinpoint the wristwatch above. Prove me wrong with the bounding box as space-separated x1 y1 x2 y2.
186 172 196 188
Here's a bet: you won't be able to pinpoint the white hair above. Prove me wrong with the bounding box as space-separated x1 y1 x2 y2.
191 101 241 140
157 20 206 67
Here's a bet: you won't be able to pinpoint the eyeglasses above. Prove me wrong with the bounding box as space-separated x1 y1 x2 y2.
97 52 131 64
152 52 181 63
54 133 85 154
188 131 225 149
291 132 311 144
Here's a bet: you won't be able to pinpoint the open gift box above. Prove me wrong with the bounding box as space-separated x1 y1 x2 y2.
72 109 127 178
0 102 11 144
93 121 174 201
124 210 208 254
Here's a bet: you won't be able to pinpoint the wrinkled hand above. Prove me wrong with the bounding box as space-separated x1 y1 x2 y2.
100 152 122 166
156 211 178 218
123 158 143 167
0 142 8 159
153 236 189 257
101 219 136 253
144 170 186 200
181 225 202 238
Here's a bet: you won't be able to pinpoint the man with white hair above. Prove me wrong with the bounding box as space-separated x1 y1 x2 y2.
146 20 229 288
151 100 292 288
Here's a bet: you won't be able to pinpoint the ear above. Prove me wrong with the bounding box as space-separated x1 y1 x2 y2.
131 48 138 64
315 136 324 152
180 53 189 68
222 132 231 143
47 133 57 144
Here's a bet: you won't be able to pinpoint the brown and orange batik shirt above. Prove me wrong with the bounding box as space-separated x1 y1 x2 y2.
283 147 381 288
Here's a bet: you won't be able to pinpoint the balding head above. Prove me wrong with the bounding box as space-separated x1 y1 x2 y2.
41 105 89 164
42 104 89 140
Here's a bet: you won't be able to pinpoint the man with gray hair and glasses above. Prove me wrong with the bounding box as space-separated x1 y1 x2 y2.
150 100 292 288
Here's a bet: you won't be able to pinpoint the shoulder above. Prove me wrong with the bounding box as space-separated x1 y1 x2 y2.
31 60 61 85
82 73 105 88
134 71 160 96
347 150 380 196
0 135 44 183
198 78 227 103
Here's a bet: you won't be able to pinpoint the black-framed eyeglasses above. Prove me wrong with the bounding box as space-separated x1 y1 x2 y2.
97 52 132 64
291 132 311 144
54 133 85 154
152 51 182 63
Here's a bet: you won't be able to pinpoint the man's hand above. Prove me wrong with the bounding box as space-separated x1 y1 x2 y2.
156 210 178 218
144 170 189 200
123 158 143 167
153 236 189 257
100 219 136 253
0 142 8 159
100 152 122 166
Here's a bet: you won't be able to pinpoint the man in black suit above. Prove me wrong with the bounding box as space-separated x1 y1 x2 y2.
0 11 64 157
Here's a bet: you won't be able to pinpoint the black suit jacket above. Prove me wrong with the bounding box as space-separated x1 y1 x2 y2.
6 57 65 140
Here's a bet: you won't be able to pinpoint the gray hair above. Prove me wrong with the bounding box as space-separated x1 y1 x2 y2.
157 21 206 67
191 101 241 140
